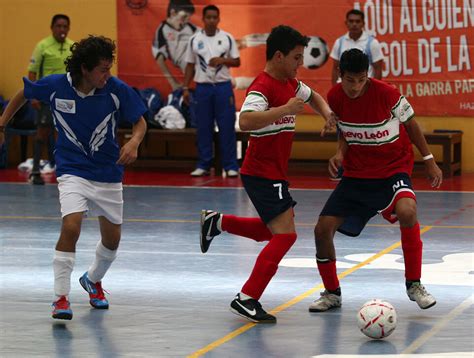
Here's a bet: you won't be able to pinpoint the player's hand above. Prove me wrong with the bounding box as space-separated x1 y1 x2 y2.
117 140 139 165
30 99 41 110
328 152 343 178
209 57 225 67
425 159 443 188
321 111 338 137
182 89 190 105
285 97 305 115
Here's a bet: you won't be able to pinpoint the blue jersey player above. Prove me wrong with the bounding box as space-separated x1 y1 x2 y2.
0 36 148 320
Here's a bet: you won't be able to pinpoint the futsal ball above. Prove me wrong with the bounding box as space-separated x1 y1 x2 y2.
356 299 397 339
303 36 329 69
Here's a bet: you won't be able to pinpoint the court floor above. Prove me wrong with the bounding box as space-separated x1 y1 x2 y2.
0 173 473 357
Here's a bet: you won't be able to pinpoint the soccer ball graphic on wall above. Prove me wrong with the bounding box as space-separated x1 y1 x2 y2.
303 36 329 69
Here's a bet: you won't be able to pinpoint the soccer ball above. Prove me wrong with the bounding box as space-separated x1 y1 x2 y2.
356 299 397 339
303 36 329 69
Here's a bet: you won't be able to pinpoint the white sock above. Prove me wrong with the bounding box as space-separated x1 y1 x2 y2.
239 292 253 300
87 241 117 283
217 214 223 231
53 251 75 298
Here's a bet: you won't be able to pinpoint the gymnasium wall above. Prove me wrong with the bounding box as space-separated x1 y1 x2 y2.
0 0 472 172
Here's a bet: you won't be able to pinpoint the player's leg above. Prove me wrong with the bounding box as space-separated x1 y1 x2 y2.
52 175 89 320
200 210 272 253
30 104 51 185
214 81 239 175
395 197 436 309
230 177 297 323
79 181 123 309
191 84 214 176
309 215 344 312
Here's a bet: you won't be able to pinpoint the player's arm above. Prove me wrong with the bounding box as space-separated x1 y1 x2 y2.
307 90 337 136
0 89 28 145
329 135 348 178
372 59 383 80
404 118 442 188
209 57 240 68
331 59 339 86
182 62 195 105
239 97 304 131
155 54 182 90
117 117 147 165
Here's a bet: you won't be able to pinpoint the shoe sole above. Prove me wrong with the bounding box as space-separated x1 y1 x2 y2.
308 304 341 312
229 307 276 324
52 312 73 320
199 210 210 254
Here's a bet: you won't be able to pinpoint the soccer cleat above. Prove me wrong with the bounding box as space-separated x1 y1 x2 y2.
226 169 239 178
200 210 222 253
406 282 436 309
229 293 276 323
190 168 210 177
309 290 342 312
79 272 109 309
52 296 73 320
29 172 45 185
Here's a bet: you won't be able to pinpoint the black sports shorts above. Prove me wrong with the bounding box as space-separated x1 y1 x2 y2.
241 174 297 224
320 173 415 237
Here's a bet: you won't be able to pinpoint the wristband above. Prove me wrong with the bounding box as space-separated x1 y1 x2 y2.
423 153 434 161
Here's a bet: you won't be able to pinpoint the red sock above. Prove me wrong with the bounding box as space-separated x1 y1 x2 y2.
241 233 297 300
222 215 272 242
400 222 423 281
317 259 339 291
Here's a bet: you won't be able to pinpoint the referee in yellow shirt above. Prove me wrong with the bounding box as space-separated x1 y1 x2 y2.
27 14 74 184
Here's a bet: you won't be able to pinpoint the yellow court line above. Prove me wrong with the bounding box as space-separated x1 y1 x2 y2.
188 227 433 357
401 294 474 354
0 216 472 229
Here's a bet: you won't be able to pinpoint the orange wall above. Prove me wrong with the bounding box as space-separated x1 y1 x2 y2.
1 1 472 172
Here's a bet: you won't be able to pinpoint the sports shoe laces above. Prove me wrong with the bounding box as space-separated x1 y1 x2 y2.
411 283 429 296
93 282 108 299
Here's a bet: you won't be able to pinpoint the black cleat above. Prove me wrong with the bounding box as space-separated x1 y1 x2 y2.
230 293 276 323
200 210 221 253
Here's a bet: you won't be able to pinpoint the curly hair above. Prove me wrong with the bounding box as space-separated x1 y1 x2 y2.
65 35 116 85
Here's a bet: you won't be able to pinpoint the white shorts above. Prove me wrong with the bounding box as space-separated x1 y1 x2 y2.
57 175 123 225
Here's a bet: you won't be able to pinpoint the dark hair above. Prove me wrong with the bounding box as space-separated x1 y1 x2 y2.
203 4 219 17
167 0 195 17
346 9 364 20
266 25 309 61
65 36 115 84
51 14 70 27
339 48 369 76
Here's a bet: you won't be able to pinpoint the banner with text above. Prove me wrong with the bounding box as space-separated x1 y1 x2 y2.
117 0 474 116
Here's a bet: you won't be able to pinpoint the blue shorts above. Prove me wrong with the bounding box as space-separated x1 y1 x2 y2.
320 173 416 237
241 174 297 224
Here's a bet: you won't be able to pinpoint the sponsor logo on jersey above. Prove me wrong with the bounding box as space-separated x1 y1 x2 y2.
55 98 76 114
274 116 296 125
339 118 400 146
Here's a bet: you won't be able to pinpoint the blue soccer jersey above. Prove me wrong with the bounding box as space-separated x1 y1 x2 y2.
23 74 146 183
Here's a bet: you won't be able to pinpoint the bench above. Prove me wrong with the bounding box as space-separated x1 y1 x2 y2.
118 128 463 177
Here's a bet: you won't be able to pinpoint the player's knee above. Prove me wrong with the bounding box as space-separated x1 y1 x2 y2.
60 221 81 241
397 205 417 227
314 224 334 244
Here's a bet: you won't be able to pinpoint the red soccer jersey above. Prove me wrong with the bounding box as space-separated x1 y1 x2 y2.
240 72 312 180
328 79 415 178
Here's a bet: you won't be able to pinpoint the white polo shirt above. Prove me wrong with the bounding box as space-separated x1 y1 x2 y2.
330 31 384 78
184 29 239 84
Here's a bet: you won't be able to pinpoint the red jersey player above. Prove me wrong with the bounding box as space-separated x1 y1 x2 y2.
309 48 443 313
199 25 336 323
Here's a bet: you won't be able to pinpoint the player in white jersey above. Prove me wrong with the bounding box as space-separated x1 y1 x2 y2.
182 5 241 177
330 9 384 85
152 0 198 90
0 36 147 320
